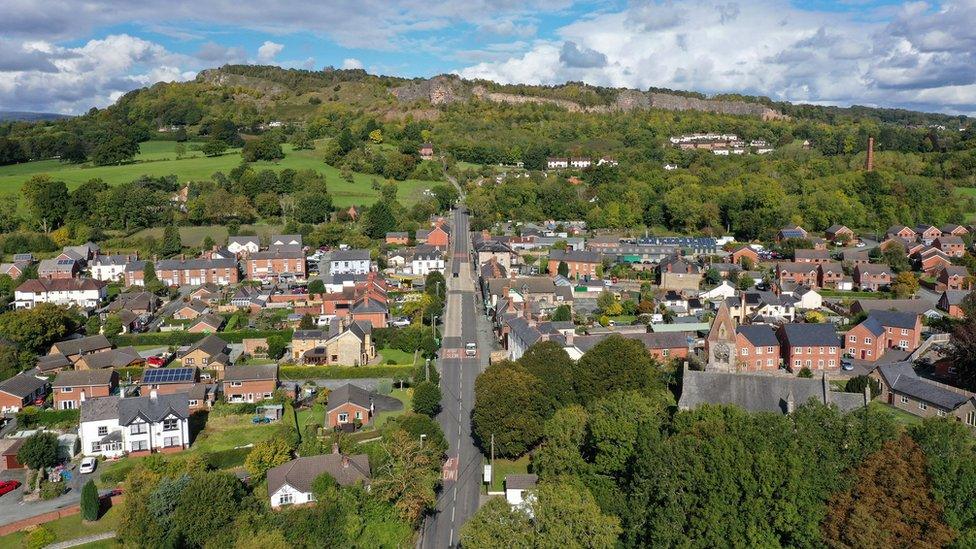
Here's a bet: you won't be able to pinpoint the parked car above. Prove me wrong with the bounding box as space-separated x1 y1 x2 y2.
841 359 854 371
391 318 411 328
0 480 21 497
79 457 97 474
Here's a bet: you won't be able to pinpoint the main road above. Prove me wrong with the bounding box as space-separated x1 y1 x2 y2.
420 206 488 548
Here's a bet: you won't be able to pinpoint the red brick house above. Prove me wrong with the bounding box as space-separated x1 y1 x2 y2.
417 225 450 249
139 367 198 396
845 311 922 361
326 384 375 428
729 245 759 267
0 373 49 413
778 262 819 287
52 369 117 410
853 264 892 291
941 224 969 237
938 290 968 318
794 249 831 264
817 262 845 288
916 225 942 245
934 236 966 258
937 265 971 291
245 249 306 281
622 332 689 361
223 365 278 403
777 323 842 373
385 232 409 245
735 325 781 372
842 249 870 265
917 248 953 277
826 224 856 243
886 225 917 241
547 249 602 279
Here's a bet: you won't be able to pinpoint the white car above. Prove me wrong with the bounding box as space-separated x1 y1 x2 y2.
79 457 97 475
465 342 477 356
392 318 411 328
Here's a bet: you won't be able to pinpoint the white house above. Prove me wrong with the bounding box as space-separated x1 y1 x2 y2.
14 278 107 309
325 249 371 275
409 246 445 276
79 392 190 458
90 255 135 282
546 158 569 170
569 157 592 169
787 285 823 310
699 281 737 302
267 451 371 509
505 474 538 514
227 236 260 256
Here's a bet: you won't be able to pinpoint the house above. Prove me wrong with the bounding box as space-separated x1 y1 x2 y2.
505 474 538 509
937 265 970 292
245 248 307 282
173 299 209 320
223 365 278 403
473 238 518 273
546 157 569 169
187 314 225 334
14 278 107 309
941 224 969 237
75 347 144 370
52 370 118 410
826 225 856 243
417 224 450 249
156 258 239 286
845 311 922 361
79 392 190 457
851 298 941 318
227 236 260 257
325 249 371 275
816 262 845 289
886 225 917 240
36 354 72 374
270 234 303 250
917 248 953 277
189 285 220 305
777 262 819 287
786 285 822 310
49 335 112 363
419 143 434 161
409 245 445 276
729 245 759 267
298 321 375 366
776 225 808 242
916 225 942 245
547 249 602 279
180 335 232 377
89 254 137 282
38 258 80 279
777 323 842 373
699 280 737 302
385 232 409 245
735 325 781 372
570 157 592 169
187 383 217 411
679 370 866 414
842 249 870 265
934 236 966 257
326 384 375 428
794 249 831 264
0 261 30 279
268 450 371 508
0 439 25 470
939 290 968 318
658 256 703 291
871 361 976 425
122 260 147 287
139 367 198 397
0 373 48 413
853 264 892 291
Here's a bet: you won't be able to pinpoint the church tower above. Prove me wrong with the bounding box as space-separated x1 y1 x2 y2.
705 301 737 371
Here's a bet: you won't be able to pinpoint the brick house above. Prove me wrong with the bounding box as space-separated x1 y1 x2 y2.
853 264 892 291
618 332 689 362
777 323 842 373
941 224 969 237
777 262 819 287
74 347 144 370
916 225 942 245
49 335 112 363
0 373 49 413
817 262 845 288
173 299 208 320
825 224 856 243
547 249 602 279
52 369 117 410
138 367 198 396
842 249 870 265
735 325 781 372
245 248 307 282
872 361 976 426
187 314 224 334
917 248 953 277
326 384 375 428
845 311 922 361
776 225 808 242
180 335 232 378
155 258 240 286
729 245 759 266
794 249 831 264
385 232 409 245
937 265 970 291
934 236 966 257
938 290 968 318
417 225 450 249
886 225 917 240
223 365 278 403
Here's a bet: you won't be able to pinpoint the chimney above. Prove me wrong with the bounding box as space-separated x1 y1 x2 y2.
79 390 86 403
150 388 158 401
332 442 340 455
866 137 874 172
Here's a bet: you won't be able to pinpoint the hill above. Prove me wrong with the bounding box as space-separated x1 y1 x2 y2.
0 111 71 122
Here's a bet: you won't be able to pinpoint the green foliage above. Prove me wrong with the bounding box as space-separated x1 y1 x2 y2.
204 447 253 470
362 199 397 239
202 138 229 157
557 260 569 277
39 479 65 500
25 526 55 549
571 335 664 404
244 436 293 480
411 381 441 417
845 375 881 398
532 405 590 478
159 225 182 257
518 341 576 408
171 471 248 548
473 361 553 457
91 135 138 166
242 134 285 162
80 479 100 521
910 418 976 547
550 304 571 322
21 175 69 231
102 313 124 338
266 334 287 360
371 430 439 525
16 407 80 429
17 431 59 470
798 366 813 378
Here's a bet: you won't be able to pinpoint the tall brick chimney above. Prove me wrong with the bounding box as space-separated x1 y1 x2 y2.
866 137 874 172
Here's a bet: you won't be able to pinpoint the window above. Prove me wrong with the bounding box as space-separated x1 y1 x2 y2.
819 347 824 354
887 327 892 334
741 348 748 356
62 387 73 393
805 360 812 368
185 358 194 365
919 402 928 411
901 395 909 404
829 360 836 367
130 423 147 435
97 426 108 436
189 400 198 406
937 410 946 417
163 418 179 431
865 337 872 344
338 413 348 423
91 442 101 452
794 359 801 367
279 493 293 505
806 347 812 354
755 360 761 368
163 436 180 448
230 381 242 387
131 440 148 452
901 329 908 335
662 349 670 357
967 411 976 427
767 346 774 354
866 350 872 357
829 347 836 354
355 411 363 420
818 359 824 368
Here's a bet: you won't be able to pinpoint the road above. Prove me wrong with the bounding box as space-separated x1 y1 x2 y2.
145 285 194 332
421 206 488 549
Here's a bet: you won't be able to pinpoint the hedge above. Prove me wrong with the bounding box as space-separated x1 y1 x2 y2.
280 365 414 380
113 329 294 347
17 407 80 429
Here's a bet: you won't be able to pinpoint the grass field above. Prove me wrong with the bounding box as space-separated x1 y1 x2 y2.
0 504 120 547
128 223 284 247
488 455 531 492
372 388 412 430
378 348 417 366
0 140 438 208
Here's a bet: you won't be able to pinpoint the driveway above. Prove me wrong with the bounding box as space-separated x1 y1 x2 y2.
0 461 107 527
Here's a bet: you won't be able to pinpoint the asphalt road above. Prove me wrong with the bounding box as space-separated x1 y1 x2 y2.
421 207 487 548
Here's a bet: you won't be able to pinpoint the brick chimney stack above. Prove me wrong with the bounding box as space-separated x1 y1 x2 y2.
866 137 874 172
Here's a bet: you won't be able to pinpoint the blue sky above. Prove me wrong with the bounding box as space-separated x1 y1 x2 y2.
1 0 974 115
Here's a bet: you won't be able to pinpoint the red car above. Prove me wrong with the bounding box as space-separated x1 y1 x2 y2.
0 480 21 497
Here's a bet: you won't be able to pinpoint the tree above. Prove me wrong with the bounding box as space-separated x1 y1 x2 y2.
245 437 293 480
25 526 55 549
91 135 138 166
102 314 123 338
891 271 919 298
171 471 247 548
159 225 182 257
704 267 721 285
571 335 664 404
18 431 59 470
518 341 576 408
424 271 446 300
174 142 186 159
551 304 571 322
0 303 80 355
392 413 448 457
532 405 589 478
372 430 438 525
910 418 976 546
202 138 228 157
368 129 383 144
430 185 459 211
22 175 69 232
291 130 313 150
596 290 623 316
461 497 534 549
266 335 287 361
362 199 397 239
80 479 100 521
587 390 667 476
242 135 285 162
412 381 442 417
299 314 315 330
822 435 953 549
532 481 621 548
308 279 325 295
845 375 881 398
292 191 333 224
557 260 569 277
472 361 553 457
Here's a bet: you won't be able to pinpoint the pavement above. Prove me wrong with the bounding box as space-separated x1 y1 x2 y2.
420 206 490 549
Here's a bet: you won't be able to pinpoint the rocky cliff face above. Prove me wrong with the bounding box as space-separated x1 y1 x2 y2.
195 69 287 96
391 75 469 105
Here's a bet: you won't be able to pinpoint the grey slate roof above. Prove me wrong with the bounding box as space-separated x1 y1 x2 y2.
679 370 865 414
37 354 72 372
185 334 229 357
549 249 602 264
329 249 370 262
267 453 371 495
505 474 538 490
224 364 278 382
118 393 189 425
737 325 779 347
778 323 841 347
942 290 968 306
327 383 374 411
867 310 918 330
80 395 121 422
486 277 556 297
0 373 47 398
79 347 143 369
852 299 938 315
50 335 112 356
878 362 971 410
52 369 115 388
507 317 542 347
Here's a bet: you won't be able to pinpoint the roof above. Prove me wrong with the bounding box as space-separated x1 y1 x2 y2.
17 278 106 293
78 347 143 369
778 323 841 347
37 354 72 372
942 265 969 277
80 395 121 422
826 224 851 233
329 249 370 262
185 334 228 357
794 249 831 260
156 258 237 271
856 263 892 275
549 249 603 264
878 362 971 410
118 393 189 424
224 365 277 382
141 367 196 385
679 370 864 414
942 290 968 306
778 262 818 274
267 453 371 495
486 277 556 297
50 335 112 356
53 369 115 388
190 314 224 329
737 325 779 347
228 236 260 246
852 299 938 315
505 474 539 490
507 317 542 347
249 248 304 260
326 383 374 411
0 373 47 398
867 310 919 330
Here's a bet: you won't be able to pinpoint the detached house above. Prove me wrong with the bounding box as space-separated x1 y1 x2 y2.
326 384 376 428
223 365 278 403
917 248 953 277
853 264 892 291
325 249 371 276
934 236 966 257
52 370 117 410
173 299 209 320
38 258 79 279
268 450 371 508
416 224 450 249
937 265 971 292
180 335 232 377
938 291 968 318
49 335 112 363
872 361 976 425
916 225 942 245
729 245 759 266
886 225 917 241
778 262 819 287
776 225 808 242
845 311 922 361
941 224 969 237
0 373 48 413
79 392 190 457
14 278 107 309
825 225 856 243
777 323 842 373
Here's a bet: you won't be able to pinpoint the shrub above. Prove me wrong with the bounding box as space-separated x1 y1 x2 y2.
17 407 80 429
846 375 881 399
412 382 442 417
18 431 59 470
80 479 99 521
798 367 813 378
39 480 65 500
205 447 254 470
25 526 55 549
210 402 258 417
375 380 393 395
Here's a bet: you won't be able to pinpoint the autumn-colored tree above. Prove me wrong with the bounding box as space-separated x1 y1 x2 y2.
891 271 919 298
821 435 954 549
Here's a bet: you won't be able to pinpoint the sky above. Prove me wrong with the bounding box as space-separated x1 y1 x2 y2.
1 0 974 115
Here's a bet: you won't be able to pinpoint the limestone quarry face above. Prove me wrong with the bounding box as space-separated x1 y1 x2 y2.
391 75 468 105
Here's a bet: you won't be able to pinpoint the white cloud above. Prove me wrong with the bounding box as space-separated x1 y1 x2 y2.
256 41 284 63
342 58 364 70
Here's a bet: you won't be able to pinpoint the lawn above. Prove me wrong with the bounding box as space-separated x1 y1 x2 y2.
488 455 531 493
0 504 120 547
127 224 283 248
0 141 439 207
378 348 417 366
372 388 412 430
819 289 891 299
189 412 286 453
868 400 923 427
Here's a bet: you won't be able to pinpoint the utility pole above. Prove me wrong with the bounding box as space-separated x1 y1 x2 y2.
490 433 495 488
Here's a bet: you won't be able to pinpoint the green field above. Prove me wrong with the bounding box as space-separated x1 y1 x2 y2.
0 140 438 208
0 505 120 547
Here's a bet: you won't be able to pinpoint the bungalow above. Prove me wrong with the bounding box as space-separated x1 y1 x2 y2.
871 361 976 426
223 365 278 403
268 450 371 508
789 285 823 310
75 347 144 370
938 290 968 318
79 392 190 457
845 311 922 361
934 236 966 258
729 245 759 267
49 335 112 363
326 384 375 428
52 370 117 410
547 249 602 279
189 285 220 305
777 323 842 373
937 265 970 292
0 373 48 413
825 225 856 243
794 249 831 264
851 299 941 318
853 264 892 291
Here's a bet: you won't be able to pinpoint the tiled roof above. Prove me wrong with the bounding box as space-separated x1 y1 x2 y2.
0 373 47 398
878 362 971 410
778 323 841 347
53 369 115 387
737 325 779 347
224 364 277 382
679 369 864 414
267 453 370 494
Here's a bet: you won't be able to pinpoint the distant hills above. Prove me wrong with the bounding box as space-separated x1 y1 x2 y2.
0 111 72 122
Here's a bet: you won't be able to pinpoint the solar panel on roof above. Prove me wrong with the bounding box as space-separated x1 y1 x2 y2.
142 367 194 384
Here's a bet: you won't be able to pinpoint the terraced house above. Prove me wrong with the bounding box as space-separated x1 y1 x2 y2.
155 257 240 286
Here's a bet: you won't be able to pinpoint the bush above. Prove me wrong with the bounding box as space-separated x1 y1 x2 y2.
210 402 258 417
280 365 413 380
205 447 254 470
16 407 80 429
798 367 813 378
113 329 293 347
412 382 442 417
18 431 59 470
846 375 881 399
39 480 65 500
375 380 393 395
25 526 55 549
80 479 99 521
